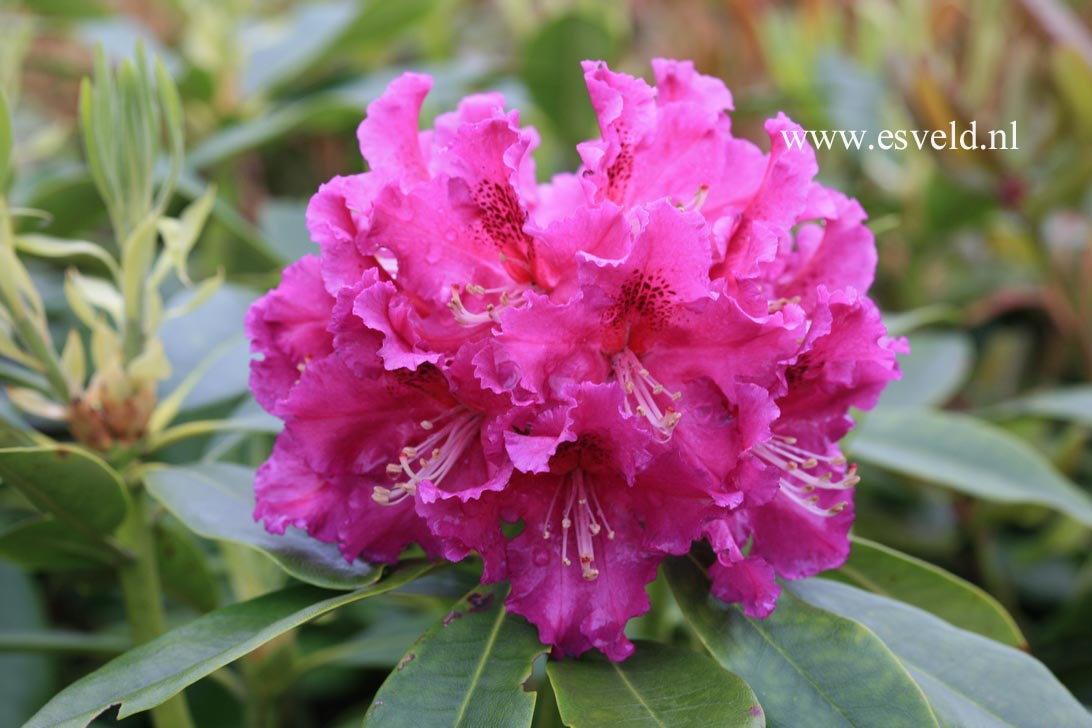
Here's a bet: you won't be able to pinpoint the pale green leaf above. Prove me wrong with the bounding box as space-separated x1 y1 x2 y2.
989 385 1092 428
15 235 120 280
827 537 1024 647
790 579 1091 728
850 408 1092 527
143 463 375 589
877 331 972 409
665 556 939 728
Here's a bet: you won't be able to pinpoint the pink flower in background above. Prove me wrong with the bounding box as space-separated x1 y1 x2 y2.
246 58 903 659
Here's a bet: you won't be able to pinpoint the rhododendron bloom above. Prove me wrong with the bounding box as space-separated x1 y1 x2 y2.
246 58 903 660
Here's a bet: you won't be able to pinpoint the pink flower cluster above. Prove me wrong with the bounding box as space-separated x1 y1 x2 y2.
247 59 903 660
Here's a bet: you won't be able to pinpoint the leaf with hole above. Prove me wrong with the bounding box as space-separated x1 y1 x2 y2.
364 583 547 728
548 641 766 728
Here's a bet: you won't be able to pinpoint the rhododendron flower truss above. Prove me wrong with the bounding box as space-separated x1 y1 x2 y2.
246 58 904 661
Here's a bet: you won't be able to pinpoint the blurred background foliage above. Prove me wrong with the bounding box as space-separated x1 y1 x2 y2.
1 0 1090 725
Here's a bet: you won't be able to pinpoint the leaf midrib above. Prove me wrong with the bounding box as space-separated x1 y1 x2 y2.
451 605 507 728
611 661 670 728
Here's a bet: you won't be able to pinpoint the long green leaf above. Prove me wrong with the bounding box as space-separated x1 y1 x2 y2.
0 90 12 183
0 564 53 727
365 583 547 728
850 408 1092 527
548 641 765 728
15 234 120 280
988 385 1092 428
665 556 939 728
0 515 119 570
144 463 375 589
789 579 1091 728
827 537 1025 648
0 445 129 536
23 562 433 728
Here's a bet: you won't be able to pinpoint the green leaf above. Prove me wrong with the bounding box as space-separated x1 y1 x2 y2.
143 463 375 589
23 562 434 728
364 583 547 728
0 90 12 184
548 641 765 728
665 556 939 728
827 537 1025 647
15 234 121 280
0 445 129 536
850 408 1092 527
157 283 255 412
522 13 615 148
881 305 960 337
0 564 54 728
155 184 216 285
876 331 972 408
0 515 119 570
989 385 1092 428
789 579 1091 728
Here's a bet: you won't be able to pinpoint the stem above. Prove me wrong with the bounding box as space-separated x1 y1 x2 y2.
116 486 195 728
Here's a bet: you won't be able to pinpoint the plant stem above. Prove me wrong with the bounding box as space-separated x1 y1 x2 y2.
116 485 195 728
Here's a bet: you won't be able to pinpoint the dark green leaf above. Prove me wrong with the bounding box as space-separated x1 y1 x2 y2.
877 331 972 408
548 641 765 728
665 556 939 728
0 563 54 727
827 537 1024 647
522 13 615 148
790 579 1091 728
0 629 127 655
850 408 1092 527
144 463 376 589
0 515 118 570
0 445 128 536
364 583 546 728
23 562 434 728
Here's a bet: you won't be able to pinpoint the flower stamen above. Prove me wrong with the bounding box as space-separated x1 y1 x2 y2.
752 435 857 517
448 283 526 326
374 406 482 506
544 471 612 580
612 348 682 442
